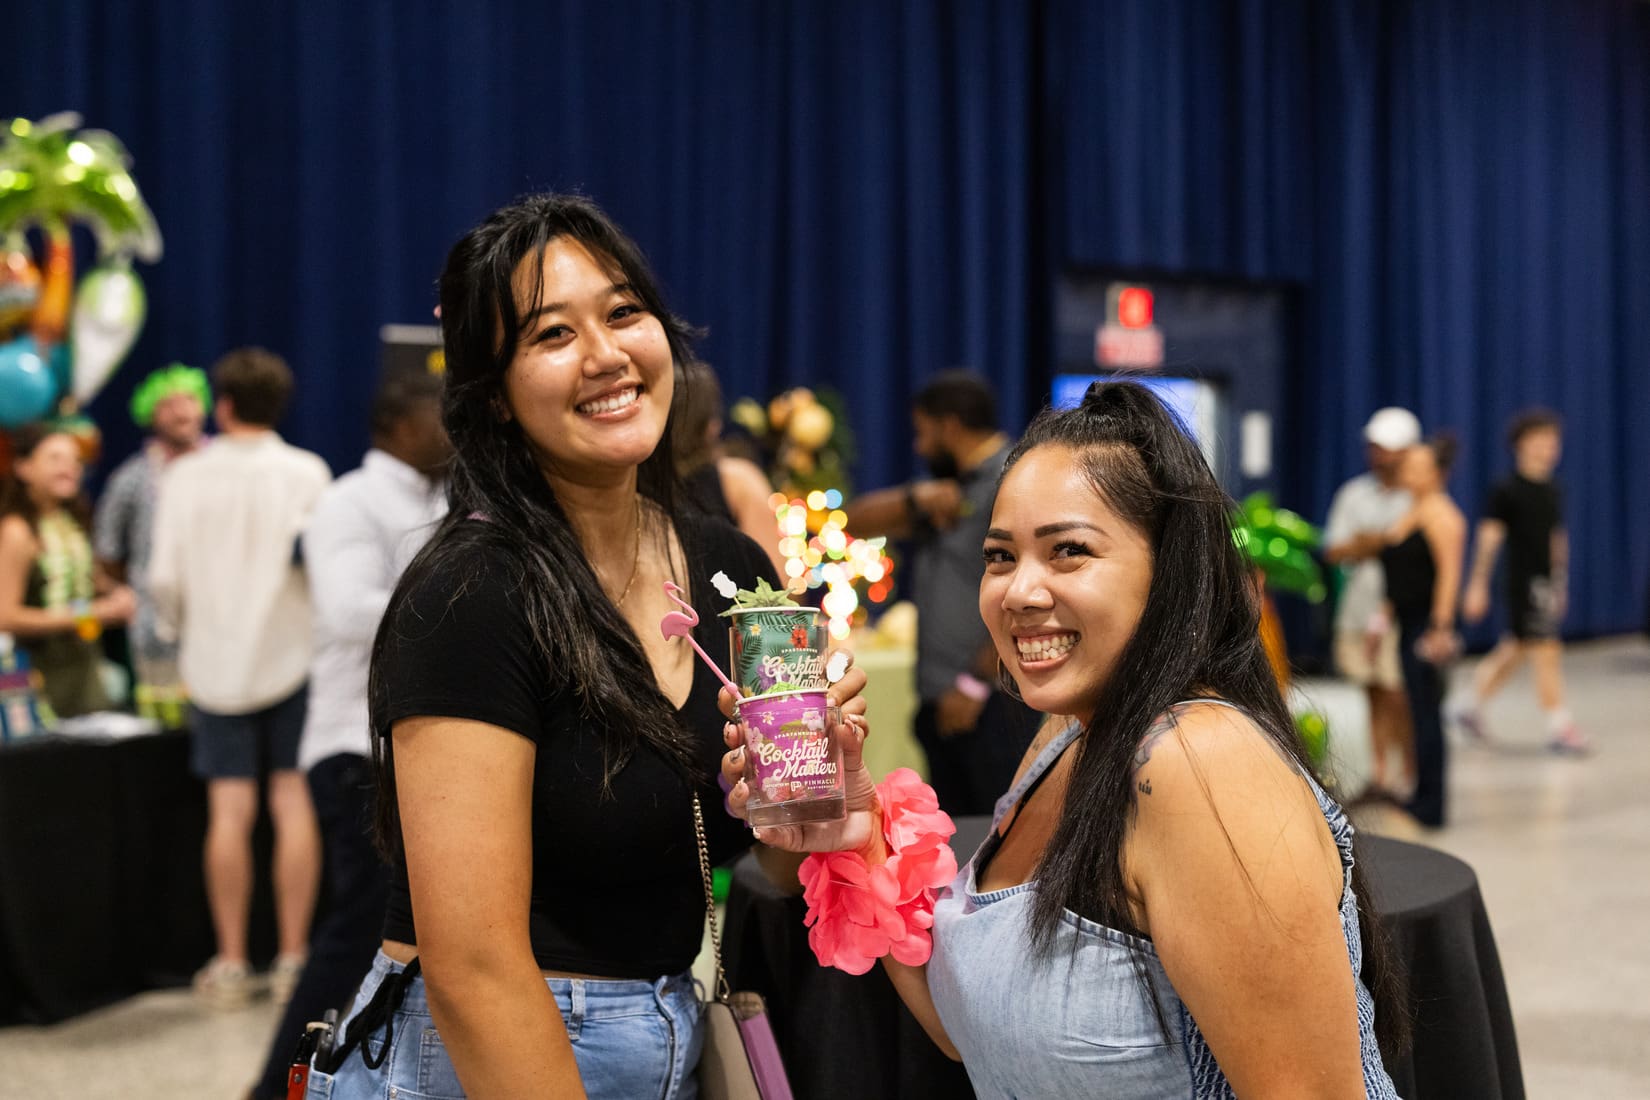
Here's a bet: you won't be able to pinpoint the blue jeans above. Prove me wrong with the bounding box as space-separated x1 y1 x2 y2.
306 951 704 1099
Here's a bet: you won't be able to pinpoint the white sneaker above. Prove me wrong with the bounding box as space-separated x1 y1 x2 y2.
1547 725 1593 756
269 953 307 1003
1451 705 1492 743
192 957 254 1010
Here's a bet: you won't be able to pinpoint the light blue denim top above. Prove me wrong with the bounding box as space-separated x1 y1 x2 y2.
927 700 1400 1099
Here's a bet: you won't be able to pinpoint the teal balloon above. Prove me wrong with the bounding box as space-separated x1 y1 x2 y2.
0 337 60 427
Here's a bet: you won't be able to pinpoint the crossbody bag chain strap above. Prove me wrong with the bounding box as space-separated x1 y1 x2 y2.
692 794 733 1004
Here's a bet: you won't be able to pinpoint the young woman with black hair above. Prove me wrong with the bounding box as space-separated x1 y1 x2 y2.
309 193 865 1099
726 382 1407 1097
1382 436 1467 828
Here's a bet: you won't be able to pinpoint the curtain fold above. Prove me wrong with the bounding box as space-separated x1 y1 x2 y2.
6 0 1646 636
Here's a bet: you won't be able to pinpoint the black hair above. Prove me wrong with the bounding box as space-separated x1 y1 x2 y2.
1424 432 1459 476
1 424 92 533
1506 407 1561 450
913 369 997 432
369 370 444 440
368 193 702 854
671 359 723 475
1002 381 1409 1061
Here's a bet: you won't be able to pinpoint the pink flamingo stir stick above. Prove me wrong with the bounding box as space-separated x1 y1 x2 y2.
659 582 742 698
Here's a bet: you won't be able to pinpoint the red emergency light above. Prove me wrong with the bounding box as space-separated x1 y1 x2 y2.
1117 286 1154 329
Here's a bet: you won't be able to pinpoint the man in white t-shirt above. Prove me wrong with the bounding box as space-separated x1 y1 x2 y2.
1323 407 1419 800
149 348 332 1008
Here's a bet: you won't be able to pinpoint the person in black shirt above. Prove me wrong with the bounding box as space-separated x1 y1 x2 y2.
1458 409 1588 754
310 194 866 1099
1380 436 1467 828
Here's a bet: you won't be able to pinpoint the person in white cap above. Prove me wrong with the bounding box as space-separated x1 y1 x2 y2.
1322 407 1421 801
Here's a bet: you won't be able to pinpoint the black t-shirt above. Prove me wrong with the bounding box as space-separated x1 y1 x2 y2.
375 512 775 978
1485 474 1562 582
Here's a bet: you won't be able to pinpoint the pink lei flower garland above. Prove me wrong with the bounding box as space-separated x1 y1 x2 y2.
797 768 958 974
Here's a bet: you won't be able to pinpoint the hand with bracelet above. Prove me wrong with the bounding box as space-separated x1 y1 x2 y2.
719 653 959 975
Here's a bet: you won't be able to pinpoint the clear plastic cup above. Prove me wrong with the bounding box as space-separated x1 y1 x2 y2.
735 689 846 827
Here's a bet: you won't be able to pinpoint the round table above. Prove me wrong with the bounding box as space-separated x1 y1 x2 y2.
724 823 1524 1099
1361 834 1525 1099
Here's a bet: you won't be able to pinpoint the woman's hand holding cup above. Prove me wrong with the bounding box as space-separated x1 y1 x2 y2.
719 649 880 855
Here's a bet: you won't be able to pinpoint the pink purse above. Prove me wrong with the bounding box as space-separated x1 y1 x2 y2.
693 795 794 1100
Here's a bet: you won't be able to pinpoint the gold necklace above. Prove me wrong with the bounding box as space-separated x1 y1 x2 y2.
612 499 643 609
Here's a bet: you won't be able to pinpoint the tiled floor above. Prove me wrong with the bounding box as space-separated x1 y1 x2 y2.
3 636 1647 1098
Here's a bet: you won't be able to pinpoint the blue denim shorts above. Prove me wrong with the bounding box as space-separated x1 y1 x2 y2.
306 951 704 1100
189 684 307 779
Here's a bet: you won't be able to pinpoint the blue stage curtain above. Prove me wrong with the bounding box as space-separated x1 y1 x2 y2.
4 0 1036 513
1047 0 1650 640
6 0 1647 636
1305 0 1650 645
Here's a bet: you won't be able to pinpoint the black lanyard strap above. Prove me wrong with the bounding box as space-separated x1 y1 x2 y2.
316 956 422 1075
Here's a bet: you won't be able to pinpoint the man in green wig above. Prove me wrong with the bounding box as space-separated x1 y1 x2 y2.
92 362 210 719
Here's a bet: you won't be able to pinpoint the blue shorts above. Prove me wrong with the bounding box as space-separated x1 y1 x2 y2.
307 950 704 1099
189 684 307 780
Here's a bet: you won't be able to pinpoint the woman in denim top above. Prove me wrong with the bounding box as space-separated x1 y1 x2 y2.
735 382 1409 1097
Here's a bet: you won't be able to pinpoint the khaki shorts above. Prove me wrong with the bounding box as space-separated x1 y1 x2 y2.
1333 630 1403 691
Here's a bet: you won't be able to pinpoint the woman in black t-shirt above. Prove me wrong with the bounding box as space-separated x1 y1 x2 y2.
1380 436 1467 828
309 194 865 1099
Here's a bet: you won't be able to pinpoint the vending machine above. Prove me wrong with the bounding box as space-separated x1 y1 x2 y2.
1051 269 1299 503
1052 269 1326 666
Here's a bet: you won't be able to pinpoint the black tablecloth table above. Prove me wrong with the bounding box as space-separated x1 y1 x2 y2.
724 820 1523 1100
1362 834 1524 1099
0 731 279 1024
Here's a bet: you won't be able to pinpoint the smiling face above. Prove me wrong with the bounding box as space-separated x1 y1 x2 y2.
980 445 1155 724
502 236 674 487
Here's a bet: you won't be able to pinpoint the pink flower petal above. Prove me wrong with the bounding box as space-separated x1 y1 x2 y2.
798 770 957 974
889 927 933 966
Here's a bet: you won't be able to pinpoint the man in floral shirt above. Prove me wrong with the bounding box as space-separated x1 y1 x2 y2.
93 363 208 719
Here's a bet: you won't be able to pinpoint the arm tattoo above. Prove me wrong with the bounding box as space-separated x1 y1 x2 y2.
1132 712 1178 797
1132 712 1178 771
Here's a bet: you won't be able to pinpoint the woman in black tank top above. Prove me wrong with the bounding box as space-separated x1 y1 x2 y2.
1381 436 1467 827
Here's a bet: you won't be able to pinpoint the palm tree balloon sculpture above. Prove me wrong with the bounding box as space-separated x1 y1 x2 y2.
0 112 163 448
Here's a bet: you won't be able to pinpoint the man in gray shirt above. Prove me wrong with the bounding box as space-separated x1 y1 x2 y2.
1323 407 1419 801
846 370 1038 813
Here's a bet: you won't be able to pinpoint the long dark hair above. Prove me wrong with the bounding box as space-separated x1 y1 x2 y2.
1008 381 1409 1060
0 424 93 533
369 193 702 852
